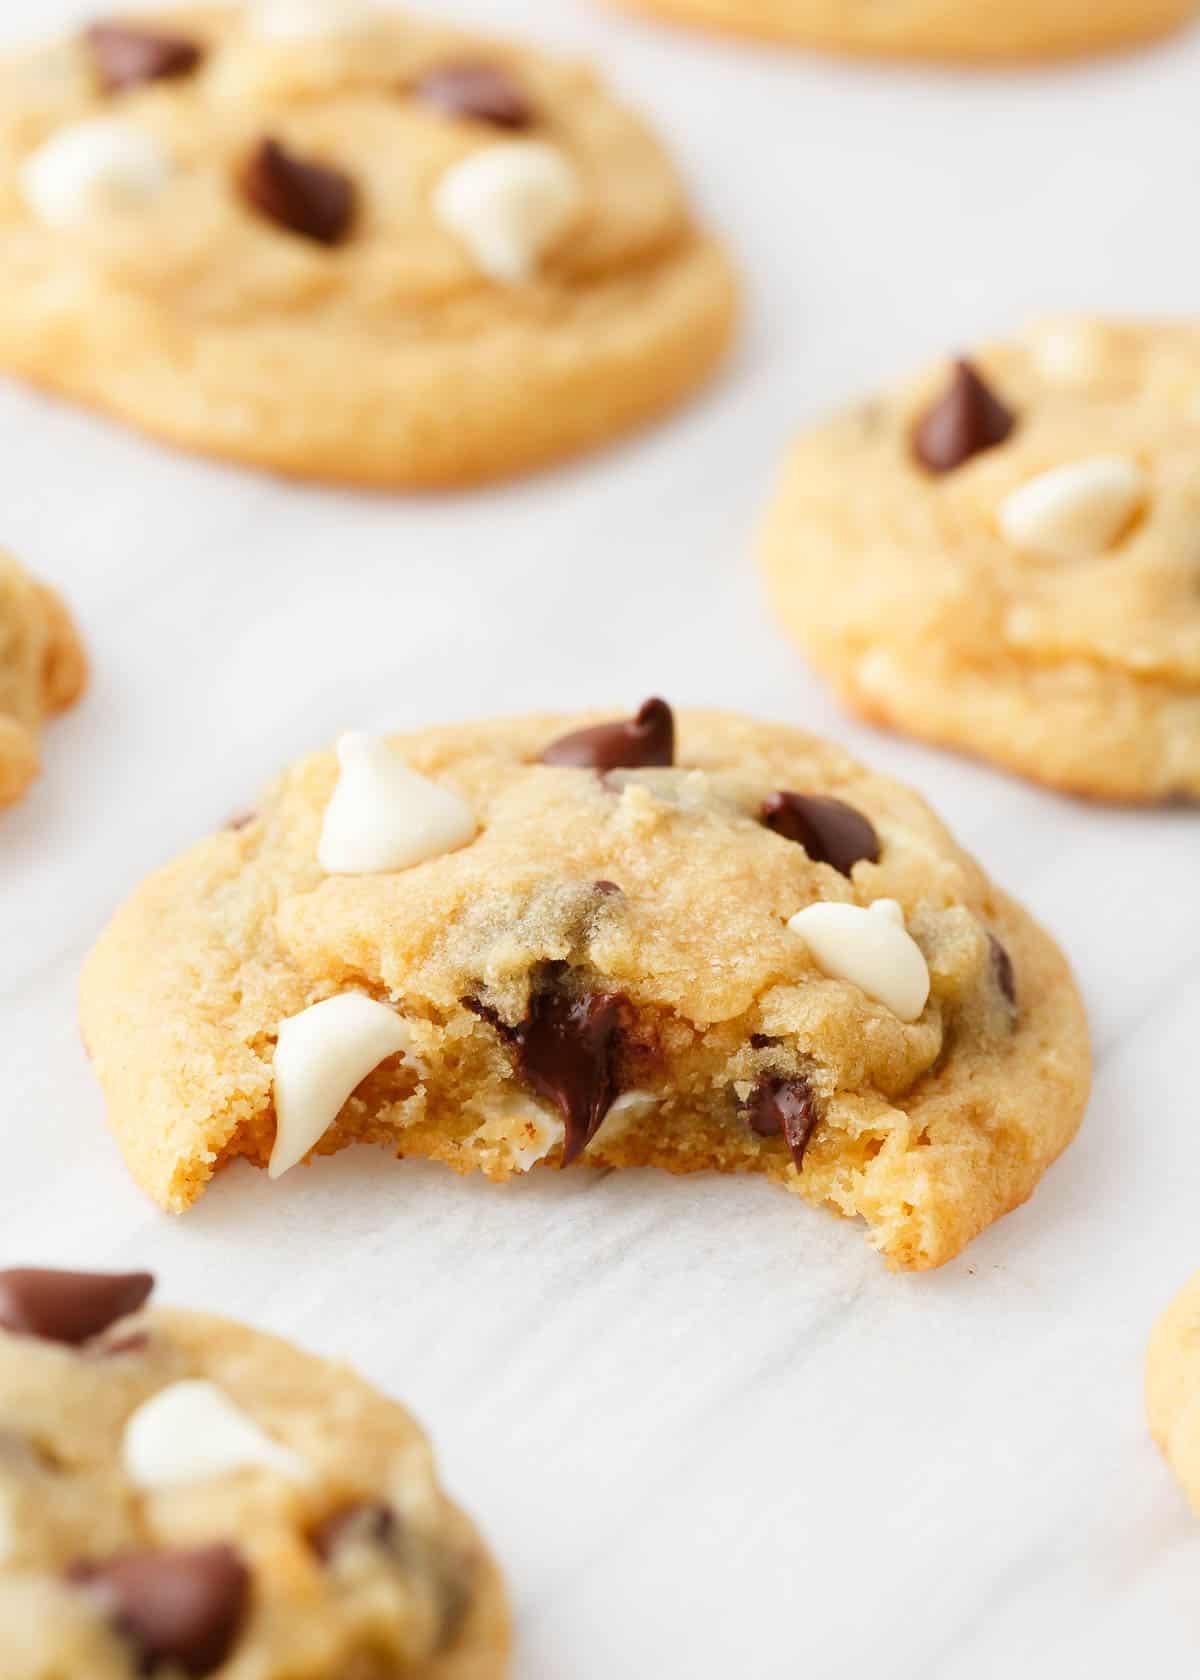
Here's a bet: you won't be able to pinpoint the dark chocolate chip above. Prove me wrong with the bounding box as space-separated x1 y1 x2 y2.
86 22 204 92
311 1501 397 1562
988 933 1017 1010
0 1268 153 1346
593 880 623 897
749 1033 773 1050
515 984 626 1166
541 699 675 774
67 1546 248 1678
414 62 533 129
761 792 880 876
743 1075 818 1169
241 138 355 246
912 358 1016 474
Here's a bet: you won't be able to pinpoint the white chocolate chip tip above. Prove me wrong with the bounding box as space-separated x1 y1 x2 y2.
270 993 414 1179
123 1380 309 1489
318 732 476 876
250 0 377 39
998 457 1146 560
433 141 583 284
787 898 930 1023
20 120 172 228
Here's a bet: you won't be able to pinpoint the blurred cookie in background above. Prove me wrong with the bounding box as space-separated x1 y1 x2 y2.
0 552 85 809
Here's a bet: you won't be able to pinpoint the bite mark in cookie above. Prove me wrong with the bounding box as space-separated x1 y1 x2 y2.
80 707 1091 1269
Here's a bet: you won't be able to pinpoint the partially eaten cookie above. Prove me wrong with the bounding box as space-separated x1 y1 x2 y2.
80 703 1091 1270
0 551 86 809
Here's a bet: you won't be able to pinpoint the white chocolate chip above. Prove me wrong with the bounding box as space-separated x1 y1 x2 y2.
249 0 376 38
433 141 582 284
591 1089 655 1145
468 1096 564 1173
998 458 1146 560
123 1380 309 1489
270 993 414 1179
20 120 172 228
787 898 930 1023
318 732 476 876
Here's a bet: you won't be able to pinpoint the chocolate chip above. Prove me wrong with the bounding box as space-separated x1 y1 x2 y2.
593 880 623 897
67 1546 248 1678
761 792 880 876
515 984 626 1166
743 1076 818 1169
86 22 204 92
241 138 355 246
912 359 1016 474
541 699 675 774
226 811 255 832
462 994 519 1044
311 1501 397 1562
988 933 1017 1010
0 1268 153 1346
414 62 533 129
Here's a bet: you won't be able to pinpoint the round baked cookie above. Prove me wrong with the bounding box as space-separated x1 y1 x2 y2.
760 319 1200 803
1146 1269 1200 1516
611 0 1198 60
0 551 86 808
0 1265 508 1679
0 6 736 488
80 702 1090 1271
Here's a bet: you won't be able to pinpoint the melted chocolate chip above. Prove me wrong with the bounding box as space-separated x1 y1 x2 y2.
743 1076 818 1169
311 1501 397 1562
241 138 355 246
912 359 1016 474
541 699 675 774
0 1268 153 1346
67 1546 248 1678
988 933 1018 1010
414 62 533 128
515 984 626 1166
761 792 880 876
86 22 204 92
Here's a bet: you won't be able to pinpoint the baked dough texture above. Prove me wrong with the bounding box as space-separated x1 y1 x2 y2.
0 551 85 808
80 706 1091 1271
1147 1269 1200 1517
0 6 736 486
612 0 1198 60
0 1273 508 1679
760 320 1200 803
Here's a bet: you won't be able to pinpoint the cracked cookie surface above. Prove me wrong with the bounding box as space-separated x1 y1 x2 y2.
81 705 1090 1271
760 320 1200 802
0 1266 507 1680
0 5 736 486
0 552 85 809
611 0 1198 60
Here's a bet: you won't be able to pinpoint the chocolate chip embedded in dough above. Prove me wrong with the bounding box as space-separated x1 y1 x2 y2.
86 22 204 93
761 792 880 876
67 1545 248 1678
541 699 675 773
241 138 356 246
743 1075 818 1168
912 358 1016 474
515 985 626 1165
415 62 534 129
0 1268 153 1346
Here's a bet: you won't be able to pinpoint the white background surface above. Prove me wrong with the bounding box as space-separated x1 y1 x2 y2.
3 3 1200 1674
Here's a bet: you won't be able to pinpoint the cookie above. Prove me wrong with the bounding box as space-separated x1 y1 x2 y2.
0 6 736 488
760 320 1200 803
0 1265 508 1679
0 552 86 808
80 702 1090 1271
1146 1268 1200 1516
611 0 1197 60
